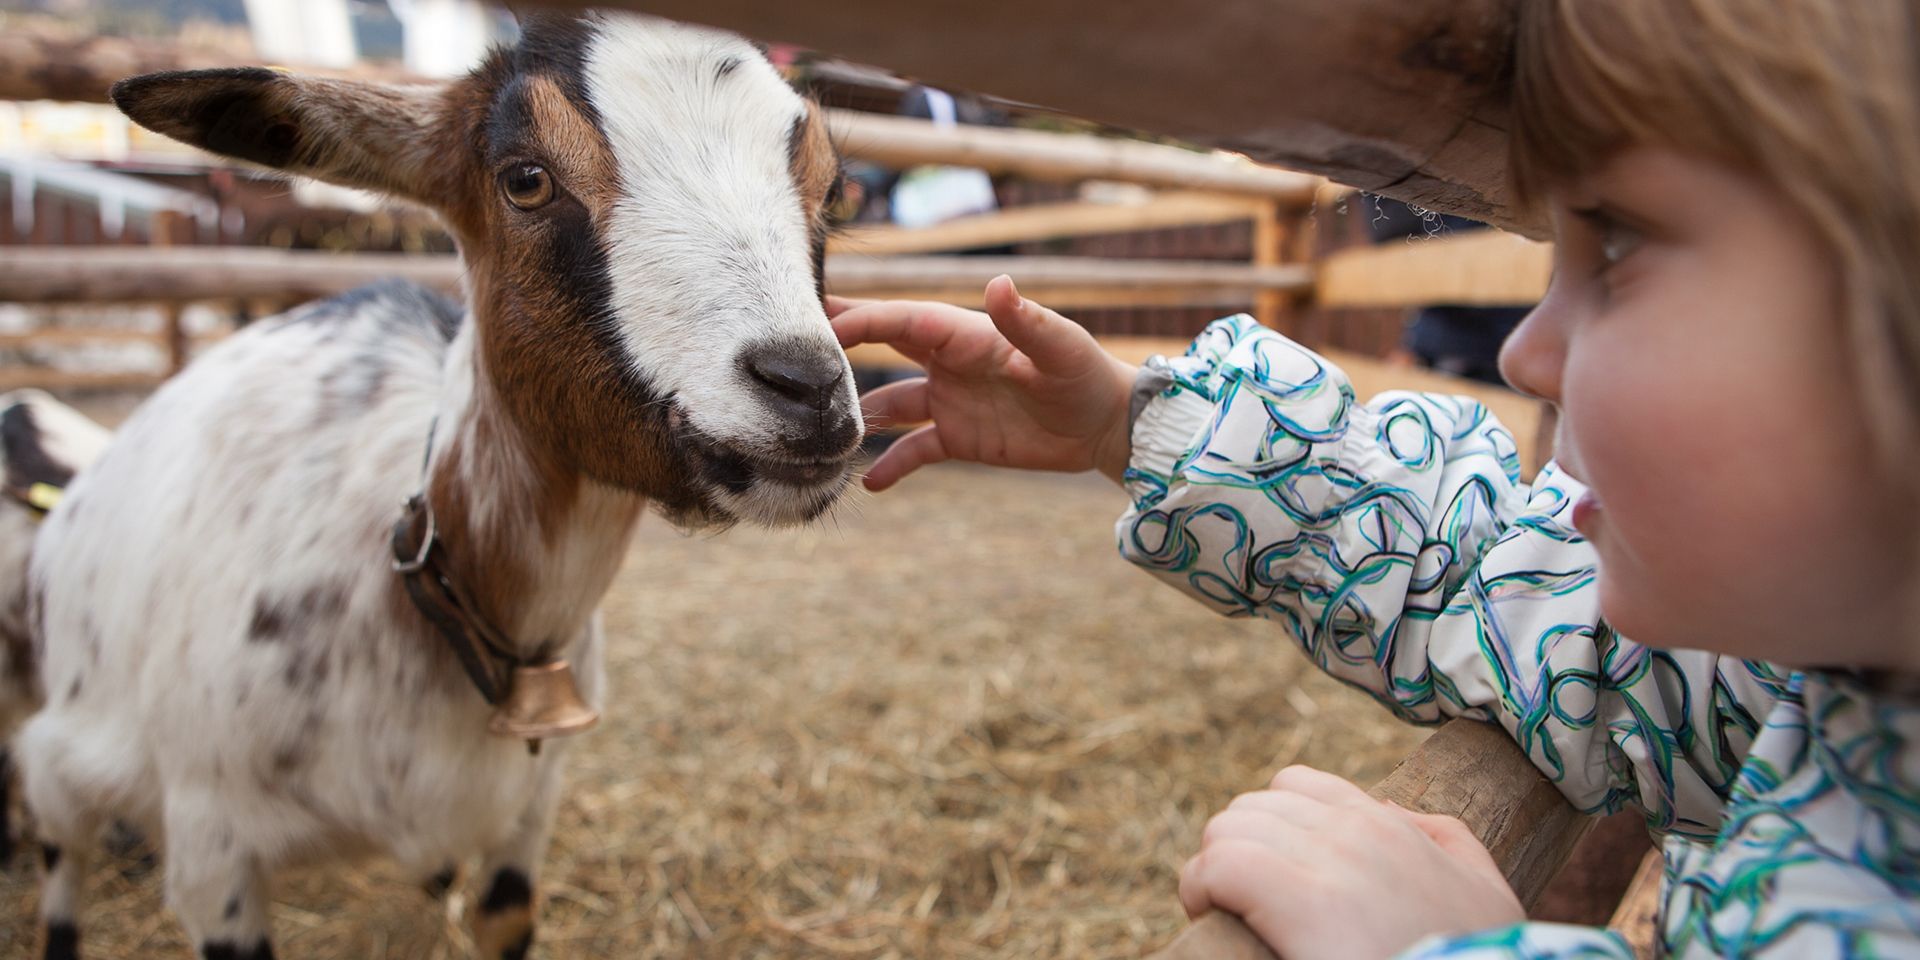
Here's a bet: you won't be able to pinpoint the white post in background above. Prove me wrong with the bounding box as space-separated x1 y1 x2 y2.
242 0 358 69
388 0 498 77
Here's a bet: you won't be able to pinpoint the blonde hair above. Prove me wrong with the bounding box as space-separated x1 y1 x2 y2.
1510 0 1920 470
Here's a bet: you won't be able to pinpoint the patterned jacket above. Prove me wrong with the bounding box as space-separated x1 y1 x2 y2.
1119 316 1920 958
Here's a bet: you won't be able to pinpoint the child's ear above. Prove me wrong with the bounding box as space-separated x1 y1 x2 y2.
110 67 454 208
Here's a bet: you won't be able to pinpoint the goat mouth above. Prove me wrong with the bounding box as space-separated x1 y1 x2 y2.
671 407 851 495
699 443 844 492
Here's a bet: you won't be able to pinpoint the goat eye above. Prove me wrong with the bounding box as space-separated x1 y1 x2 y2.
501 164 555 210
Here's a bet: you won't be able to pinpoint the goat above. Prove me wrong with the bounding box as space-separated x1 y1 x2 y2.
0 391 108 863
20 12 860 960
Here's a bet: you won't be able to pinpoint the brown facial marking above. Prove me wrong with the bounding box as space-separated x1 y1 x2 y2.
789 102 839 223
521 76 618 226
456 70 695 509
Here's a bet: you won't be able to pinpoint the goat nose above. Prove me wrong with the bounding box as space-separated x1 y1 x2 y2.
740 342 845 414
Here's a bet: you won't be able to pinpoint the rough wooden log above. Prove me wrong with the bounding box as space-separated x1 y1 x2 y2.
0 247 1314 305
828 191 1267 256
524 0 1532 233
1146 718 1594 960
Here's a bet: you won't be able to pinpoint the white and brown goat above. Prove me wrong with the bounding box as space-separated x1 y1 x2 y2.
20 13 859 960
0 391 109 862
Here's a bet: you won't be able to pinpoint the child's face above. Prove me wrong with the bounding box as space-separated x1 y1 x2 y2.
1500 148 1917 669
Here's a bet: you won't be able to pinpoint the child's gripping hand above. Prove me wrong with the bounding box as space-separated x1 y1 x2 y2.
829 275 1139 490
1181 766 1525 960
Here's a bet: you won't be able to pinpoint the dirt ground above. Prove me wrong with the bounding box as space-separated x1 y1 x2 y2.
0 441 1428 959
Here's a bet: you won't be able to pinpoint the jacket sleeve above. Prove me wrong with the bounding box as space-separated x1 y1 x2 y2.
1395 923 1637 959
1117 316 1790 836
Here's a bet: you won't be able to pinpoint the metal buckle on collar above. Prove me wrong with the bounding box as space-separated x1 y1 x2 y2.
391 494 436 574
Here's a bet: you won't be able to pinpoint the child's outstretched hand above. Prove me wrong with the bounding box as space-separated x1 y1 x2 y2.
829 276 1138 491
1182 766 1525 960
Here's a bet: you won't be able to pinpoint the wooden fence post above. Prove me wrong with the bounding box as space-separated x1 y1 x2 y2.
150 210 191 374
1251 200 1286 331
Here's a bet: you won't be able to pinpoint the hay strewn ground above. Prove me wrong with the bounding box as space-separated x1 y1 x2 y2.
0 458 1426 959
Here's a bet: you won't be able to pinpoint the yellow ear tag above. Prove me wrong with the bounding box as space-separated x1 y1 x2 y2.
25 483 62 513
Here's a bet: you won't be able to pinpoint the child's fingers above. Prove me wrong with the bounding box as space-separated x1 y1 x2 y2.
1222 789 1333 827
982 275 1098 375
1266 765 1374 806
1400 810 1506 877
1179 838 1295 924
831 300 976 358
864 423 949 492
1177 854 1212 920
825 294 876 318
858 377 930 430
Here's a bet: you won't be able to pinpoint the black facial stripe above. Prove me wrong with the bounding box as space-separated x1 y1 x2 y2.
484 75 540 170
527 187 669 421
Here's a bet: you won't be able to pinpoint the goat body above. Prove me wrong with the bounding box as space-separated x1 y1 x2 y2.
21 12 857 959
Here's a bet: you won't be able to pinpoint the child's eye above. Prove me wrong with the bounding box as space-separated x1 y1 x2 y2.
1598 222 1644 267
1569 205 1646 278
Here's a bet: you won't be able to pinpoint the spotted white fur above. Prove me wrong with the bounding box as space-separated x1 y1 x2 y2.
18 14 853 959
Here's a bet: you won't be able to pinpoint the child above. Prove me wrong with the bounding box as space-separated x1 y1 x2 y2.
829 0 1920 956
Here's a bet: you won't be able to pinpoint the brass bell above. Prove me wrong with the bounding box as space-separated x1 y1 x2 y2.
488 660 600 743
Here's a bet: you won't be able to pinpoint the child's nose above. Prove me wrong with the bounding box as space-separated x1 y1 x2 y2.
1497 304 1565 403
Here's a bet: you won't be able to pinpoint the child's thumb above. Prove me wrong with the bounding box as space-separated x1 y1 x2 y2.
983 275 1095 373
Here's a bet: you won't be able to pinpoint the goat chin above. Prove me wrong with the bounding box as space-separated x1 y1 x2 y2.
713 470 857 529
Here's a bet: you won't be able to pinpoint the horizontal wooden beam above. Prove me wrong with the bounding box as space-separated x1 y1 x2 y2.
1148 718 1593 960
0 21 411 104
830 113 1320 201
830 192 1267 256
836 287 1253 312
1317 231 1551 308
0 328 225 350
830 255 1312 294
0 247 1313 305
0 247 465 304
522 0 1533 234
0 369 163 392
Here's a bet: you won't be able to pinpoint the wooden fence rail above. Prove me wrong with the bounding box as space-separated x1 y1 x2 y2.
0 246 1316 305
1148 718 1595 960
0 239 1558 308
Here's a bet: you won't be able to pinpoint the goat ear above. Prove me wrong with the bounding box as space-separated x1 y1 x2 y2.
110 67 453 206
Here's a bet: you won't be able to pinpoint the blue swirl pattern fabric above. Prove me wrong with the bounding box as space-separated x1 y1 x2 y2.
1118 316 1920 958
